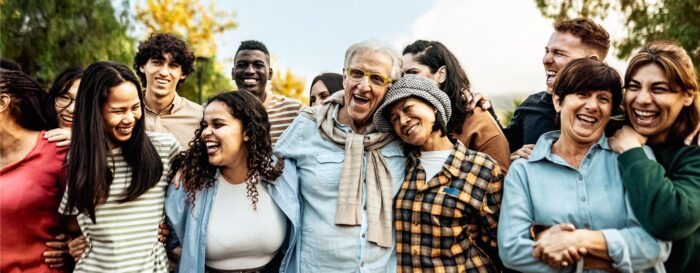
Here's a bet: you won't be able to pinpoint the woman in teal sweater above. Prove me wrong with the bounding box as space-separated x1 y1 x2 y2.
610 40 700 273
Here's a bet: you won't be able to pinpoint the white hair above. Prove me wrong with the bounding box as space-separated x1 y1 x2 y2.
343 39 403 82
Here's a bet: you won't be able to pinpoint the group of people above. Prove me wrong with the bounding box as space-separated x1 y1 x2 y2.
1 17 699 273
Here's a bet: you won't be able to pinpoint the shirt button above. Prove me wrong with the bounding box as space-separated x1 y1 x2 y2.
360 262 365 267
361 233 366 239
581 196 587 202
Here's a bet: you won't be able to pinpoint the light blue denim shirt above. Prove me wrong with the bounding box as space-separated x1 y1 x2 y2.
164 172 298 273
498 131 671 273
274 105 407 273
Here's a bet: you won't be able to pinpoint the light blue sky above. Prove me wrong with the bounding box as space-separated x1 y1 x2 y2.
130 0 628 104
215 0 435 79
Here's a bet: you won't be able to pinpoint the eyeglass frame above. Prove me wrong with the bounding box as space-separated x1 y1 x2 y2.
343 67 393 87
54 94 76 109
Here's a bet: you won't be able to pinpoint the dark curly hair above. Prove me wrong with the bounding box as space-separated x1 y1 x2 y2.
168 90 283 209
133 33 195 88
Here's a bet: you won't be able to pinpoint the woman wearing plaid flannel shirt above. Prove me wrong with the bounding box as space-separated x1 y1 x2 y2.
373 74 504 273
498 58 670 273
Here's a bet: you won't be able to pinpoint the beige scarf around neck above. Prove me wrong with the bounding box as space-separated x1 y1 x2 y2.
300 91 395 248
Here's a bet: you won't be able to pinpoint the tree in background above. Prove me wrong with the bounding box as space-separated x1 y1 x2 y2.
271 64 308 105
136 0 237 103
0 0 134 85
499 98 524 128
534 0 700 79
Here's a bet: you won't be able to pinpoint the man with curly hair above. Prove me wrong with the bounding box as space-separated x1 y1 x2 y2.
135 33 203 148
231 40 304 146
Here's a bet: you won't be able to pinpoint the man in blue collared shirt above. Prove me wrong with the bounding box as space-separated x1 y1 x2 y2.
271 39 407 273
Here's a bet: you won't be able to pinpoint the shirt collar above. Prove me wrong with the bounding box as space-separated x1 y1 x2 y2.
529 130 611 162
145 94 182 115
331 104 352 133
538 91 553 104
409 140 465 184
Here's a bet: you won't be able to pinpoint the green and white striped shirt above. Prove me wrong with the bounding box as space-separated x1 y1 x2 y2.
60 132 180 273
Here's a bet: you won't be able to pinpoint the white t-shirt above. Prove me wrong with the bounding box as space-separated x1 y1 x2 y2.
419 150 452 181
205 175 287 270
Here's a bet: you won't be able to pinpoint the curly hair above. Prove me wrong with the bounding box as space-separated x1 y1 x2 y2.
133 33 195 88
168 90 283 209
555 18 610 60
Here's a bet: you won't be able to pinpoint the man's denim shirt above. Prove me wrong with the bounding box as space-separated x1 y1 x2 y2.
498 131 671 273
165 172 297 273
274 105 407 273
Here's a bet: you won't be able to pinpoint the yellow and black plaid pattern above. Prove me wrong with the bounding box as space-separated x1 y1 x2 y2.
395 141 503 273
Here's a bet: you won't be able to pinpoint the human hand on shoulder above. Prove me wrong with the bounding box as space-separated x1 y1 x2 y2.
609 126 646 153
510 144 535 160
44 128 71 147
466 90 492 111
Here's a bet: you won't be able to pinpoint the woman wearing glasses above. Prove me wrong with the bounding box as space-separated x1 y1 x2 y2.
0 68 69 273
45 67 83 147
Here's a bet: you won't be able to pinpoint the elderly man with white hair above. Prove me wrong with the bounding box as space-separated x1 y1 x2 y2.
271 39 405 273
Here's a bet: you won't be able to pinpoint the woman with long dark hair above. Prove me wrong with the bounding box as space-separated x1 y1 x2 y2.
0 68 69 273
165 90 290 273
610 40 700 273
309 72 343 106
43 67 83 147
402 40 511 171
59 61 179 272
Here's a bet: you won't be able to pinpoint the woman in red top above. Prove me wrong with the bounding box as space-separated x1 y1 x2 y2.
0 68 69 273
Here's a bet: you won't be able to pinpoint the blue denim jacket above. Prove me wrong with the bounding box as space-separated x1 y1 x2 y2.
273 105 407 273
165 173 297 273
498 131 671 273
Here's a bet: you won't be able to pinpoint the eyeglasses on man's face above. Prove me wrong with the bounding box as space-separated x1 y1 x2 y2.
55 94 75 108
344 67 392 87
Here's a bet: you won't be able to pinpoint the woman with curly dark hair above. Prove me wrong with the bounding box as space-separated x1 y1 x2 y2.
165 90 289 273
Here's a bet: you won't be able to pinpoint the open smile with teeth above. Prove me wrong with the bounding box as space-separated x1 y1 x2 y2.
632 108 658 125
576 114 598 125
242 78 259 86
60 115 73 123
634 109 657 119
353 95 370 105
117 126 133 134
155 77 170 85
403 123 419 136
205 141 221 154
546 70 557 84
